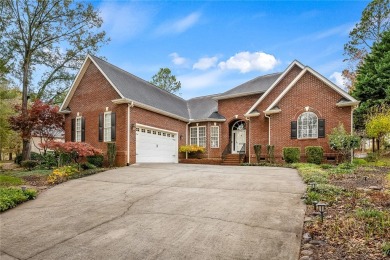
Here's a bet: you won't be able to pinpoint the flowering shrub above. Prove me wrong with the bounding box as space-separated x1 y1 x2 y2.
45 141 102 164
179 145 205 153
47 165 79 185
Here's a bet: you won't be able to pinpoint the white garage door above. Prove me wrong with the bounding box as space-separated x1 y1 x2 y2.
136 125 178 163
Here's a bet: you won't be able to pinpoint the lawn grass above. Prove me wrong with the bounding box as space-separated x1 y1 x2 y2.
1 169 52 178
0 175 24 187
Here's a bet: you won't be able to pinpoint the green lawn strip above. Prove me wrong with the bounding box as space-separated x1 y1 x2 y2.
0 175 24 187
0 187 37 212
1 169 52 178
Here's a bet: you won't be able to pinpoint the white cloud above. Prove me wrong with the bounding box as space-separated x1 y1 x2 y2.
169 53 188 66
178 70 223 90
330 72 348 90
155 12 201 35
193 56 218 70
218 51 279 73
100 2 153 42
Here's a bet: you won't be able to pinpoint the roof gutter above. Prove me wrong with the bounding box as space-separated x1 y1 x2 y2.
263 109 282 115
213 90 264 101
189 118 226 123
112 98 189 122
243 112 260 118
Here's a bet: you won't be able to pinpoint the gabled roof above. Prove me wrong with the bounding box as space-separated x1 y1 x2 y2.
245 60 305 115
214 72 282 100
263 66 359 115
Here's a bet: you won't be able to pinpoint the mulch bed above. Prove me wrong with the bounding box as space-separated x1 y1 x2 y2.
300 166 390 260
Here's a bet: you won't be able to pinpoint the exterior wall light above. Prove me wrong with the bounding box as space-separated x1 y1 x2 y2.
312 200 318 211
131 124 136 131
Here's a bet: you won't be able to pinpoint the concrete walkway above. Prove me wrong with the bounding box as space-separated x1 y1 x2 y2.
0 164 306 260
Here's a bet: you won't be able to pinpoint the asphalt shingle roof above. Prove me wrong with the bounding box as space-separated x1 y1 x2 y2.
91 56 189 119
90 56 282 121
218 72 282 97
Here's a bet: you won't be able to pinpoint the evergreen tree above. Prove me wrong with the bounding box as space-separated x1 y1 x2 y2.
352 30 390 130
150 68 182 95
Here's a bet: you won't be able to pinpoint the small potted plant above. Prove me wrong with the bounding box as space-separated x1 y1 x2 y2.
179 145 205 159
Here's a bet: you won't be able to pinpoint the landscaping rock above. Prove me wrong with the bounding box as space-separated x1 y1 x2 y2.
303 233 311 243
299 256 311 260
303 243 313 249
368 186 382 190
309 240 326 245
304 217 312 222
301 249 313 256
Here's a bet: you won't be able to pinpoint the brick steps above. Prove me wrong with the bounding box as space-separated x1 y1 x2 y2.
221 154 241 166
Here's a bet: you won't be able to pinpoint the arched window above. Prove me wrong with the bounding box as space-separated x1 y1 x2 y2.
297 112 318 139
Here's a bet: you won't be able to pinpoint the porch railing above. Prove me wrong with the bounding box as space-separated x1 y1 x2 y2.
238 144 246 163
221 139 231 161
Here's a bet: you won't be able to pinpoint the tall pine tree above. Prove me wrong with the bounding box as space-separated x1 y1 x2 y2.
352 30 390 130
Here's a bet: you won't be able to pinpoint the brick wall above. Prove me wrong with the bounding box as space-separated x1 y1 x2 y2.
252 70 352 162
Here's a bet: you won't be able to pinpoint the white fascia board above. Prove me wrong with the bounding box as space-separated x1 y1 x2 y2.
213 91 264 100
112 98 189 122
245 60 305 115
59 56 91 112
263 109 282 115
265 69 307 111
336 101 360 107
244 112 260 117
189 118 226 123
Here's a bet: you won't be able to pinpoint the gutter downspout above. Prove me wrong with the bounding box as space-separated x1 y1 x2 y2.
265 115 271 145
186 122 191 159
246 117 251 163
127 101 134 166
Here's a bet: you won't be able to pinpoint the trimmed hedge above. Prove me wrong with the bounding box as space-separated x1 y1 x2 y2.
305 146 323 164
253 144 262 163
87 154 104 167
283 147 301 163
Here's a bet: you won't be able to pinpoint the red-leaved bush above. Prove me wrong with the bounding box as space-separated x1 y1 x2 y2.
46 141 102 164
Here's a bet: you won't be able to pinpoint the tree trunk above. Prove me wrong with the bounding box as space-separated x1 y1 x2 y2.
9 153 12 160
21 55 31 161
372 138 375 152
22 139 31 160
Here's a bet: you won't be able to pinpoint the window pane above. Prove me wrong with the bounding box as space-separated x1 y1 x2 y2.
199 127 206 147
104 113 111 142
297 112 318 139
190 127 197 145
210 126 219 148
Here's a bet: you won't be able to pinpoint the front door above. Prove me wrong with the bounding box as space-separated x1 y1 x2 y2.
231 121 246 154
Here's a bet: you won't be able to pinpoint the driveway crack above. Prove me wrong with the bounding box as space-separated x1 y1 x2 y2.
1 250 21 260
24 187 170 260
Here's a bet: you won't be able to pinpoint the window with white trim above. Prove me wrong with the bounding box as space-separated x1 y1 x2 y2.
298 112 318 139
75 117 82 142
190 126 206 147
104 112 112 142
210 126 219 148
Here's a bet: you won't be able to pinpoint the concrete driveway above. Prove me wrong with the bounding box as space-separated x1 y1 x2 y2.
0 164 306 260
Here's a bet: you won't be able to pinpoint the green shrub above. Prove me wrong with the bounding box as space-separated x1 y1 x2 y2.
14 154 23 165
366 152 379 162
107 143 117 167
352 158 367 165
283 147 301 163
80 162 97 170
320 164 333 169
0 175 24 187
21 160 39 171
0 187 37 212
30 152 43 162
40 152 58 169
87 154 104 167
58 152 72 166
253 144 261 162
267 145 275 163
382 242 390 256
305 146 323 164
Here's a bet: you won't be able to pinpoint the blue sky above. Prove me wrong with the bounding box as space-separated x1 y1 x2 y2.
93 0 369 99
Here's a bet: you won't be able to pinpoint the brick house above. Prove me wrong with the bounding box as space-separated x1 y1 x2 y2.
59 55 359 166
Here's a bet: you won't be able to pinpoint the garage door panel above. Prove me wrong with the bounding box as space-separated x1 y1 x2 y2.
136 127 178 163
